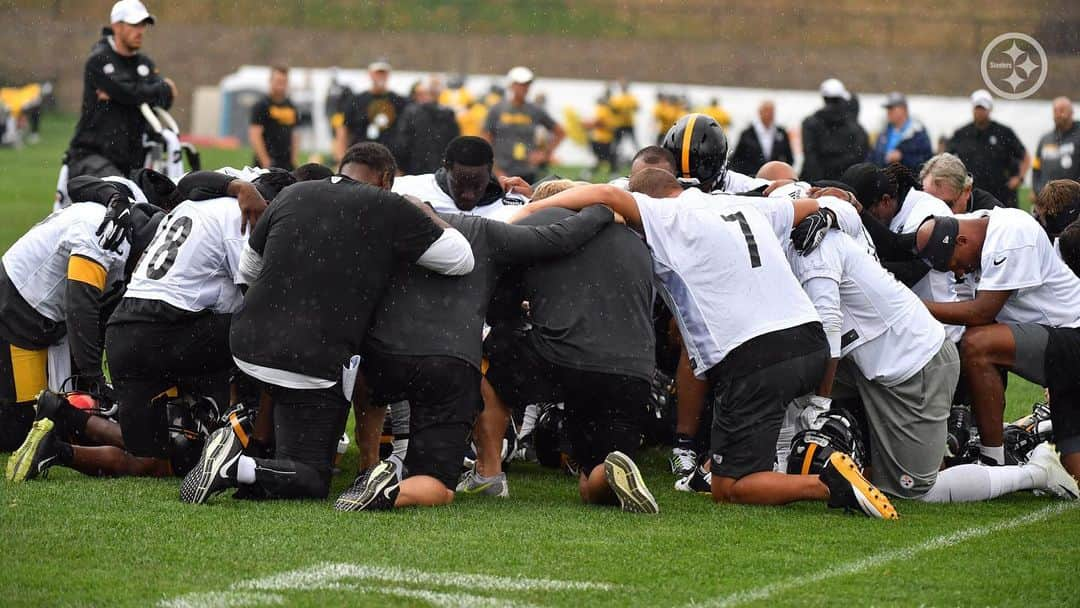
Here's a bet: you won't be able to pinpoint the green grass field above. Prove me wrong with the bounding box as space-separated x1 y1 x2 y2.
0 115 1076 608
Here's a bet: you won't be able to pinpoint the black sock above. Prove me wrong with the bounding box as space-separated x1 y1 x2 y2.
56 441 74 466
54 404 91 442
675 433 696 451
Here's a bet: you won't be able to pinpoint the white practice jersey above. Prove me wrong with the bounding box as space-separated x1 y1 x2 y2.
719 170 771 194
962 207 1080 328
392 173 527 222
788 231 946 386
124 197 246 314
891 190 966 341
1 203 127 322
633 188 820 377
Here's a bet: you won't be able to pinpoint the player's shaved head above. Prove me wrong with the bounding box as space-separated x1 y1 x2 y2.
630 145 677 177
628 167 682 198
756 161 797 181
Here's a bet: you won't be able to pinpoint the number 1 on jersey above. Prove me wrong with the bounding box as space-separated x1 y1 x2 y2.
721 211 761 268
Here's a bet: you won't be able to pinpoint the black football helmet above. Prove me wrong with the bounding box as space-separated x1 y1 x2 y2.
662 113 729 191
787 409 866 475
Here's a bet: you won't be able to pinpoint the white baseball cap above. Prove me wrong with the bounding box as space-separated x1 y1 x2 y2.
368 59 392 72
819 78 850 101
111 0 155 25
507 66 535 85
970 89 994 110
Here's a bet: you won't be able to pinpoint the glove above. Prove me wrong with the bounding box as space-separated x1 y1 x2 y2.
95 192 135 253
790 208 837 256
792 394 832 432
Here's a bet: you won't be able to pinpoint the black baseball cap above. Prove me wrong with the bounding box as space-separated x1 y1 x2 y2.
917 216 959 272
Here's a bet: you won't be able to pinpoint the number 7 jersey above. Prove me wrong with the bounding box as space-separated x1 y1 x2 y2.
124 197 246 314
632 189 820 377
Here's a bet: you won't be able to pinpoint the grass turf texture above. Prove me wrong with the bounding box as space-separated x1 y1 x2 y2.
0 116 1076 608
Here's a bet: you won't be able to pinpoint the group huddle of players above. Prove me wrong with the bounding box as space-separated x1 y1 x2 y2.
3 112 1080 519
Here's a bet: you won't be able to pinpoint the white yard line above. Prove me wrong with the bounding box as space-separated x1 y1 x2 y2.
688 501 1079 608
159 561 616 608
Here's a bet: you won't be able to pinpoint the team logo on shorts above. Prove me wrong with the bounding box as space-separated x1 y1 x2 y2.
899 474 915 490
980 32 1047 100
137 64 150 77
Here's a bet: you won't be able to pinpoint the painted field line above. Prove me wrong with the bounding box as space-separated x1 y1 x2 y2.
238 562 617 592
160 561 618 608
688 501 1079 608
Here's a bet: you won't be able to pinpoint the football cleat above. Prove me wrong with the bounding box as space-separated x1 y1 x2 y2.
674 465 712 494
669 446 698 478
179 425 242 504
456 468 509 498
6 418 60 482
33 390 68 422
946 405 972 458
604 451 659 514
1025 443 1078 500
335 460 400 512
820 451 898 520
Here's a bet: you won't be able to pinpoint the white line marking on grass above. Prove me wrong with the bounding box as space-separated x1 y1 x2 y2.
238 562 617 593
690 501 1079 608
159 561 617 607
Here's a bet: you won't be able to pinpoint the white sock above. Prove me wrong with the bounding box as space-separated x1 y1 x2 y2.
236 455 257 485
390 401 410 435
386 453 405 481
520 403 540 437
391 438 409 461
918 463 1039 503
979 444 1005 465
774 402 799 472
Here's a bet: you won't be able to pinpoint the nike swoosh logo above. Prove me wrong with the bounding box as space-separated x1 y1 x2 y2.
994 256 1007 266
219 452 241 479
37 456 57 471
381 482 399 500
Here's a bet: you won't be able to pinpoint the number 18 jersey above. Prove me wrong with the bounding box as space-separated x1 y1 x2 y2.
124 197 245 314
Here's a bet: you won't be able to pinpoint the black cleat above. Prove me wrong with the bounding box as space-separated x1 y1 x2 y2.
34 390 69 422
6 418 60 482
334 460 400 512
180 426 242 504
820 451 898 519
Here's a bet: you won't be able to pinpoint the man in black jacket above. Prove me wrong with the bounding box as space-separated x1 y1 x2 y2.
801 79 868 182
730 100 793 176
66 1 175 181
394 79 459 175
946 90 1029 208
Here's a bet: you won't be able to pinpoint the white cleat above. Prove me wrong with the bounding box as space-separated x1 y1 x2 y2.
1026 443 1079 500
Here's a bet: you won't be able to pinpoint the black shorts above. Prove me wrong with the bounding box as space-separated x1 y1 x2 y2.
484 328 649 471
107 314 234 461
707 326 829 479
1046 326 1080 455
363 351 481 489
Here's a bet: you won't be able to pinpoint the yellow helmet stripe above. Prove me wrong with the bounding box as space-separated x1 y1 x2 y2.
680 113 699 178
800 442 819 476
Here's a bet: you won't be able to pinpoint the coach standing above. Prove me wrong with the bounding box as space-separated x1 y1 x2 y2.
484 67 565 184
1033 97 1080 193
66 0 175 180
947 90 1029 208
249 66 298 170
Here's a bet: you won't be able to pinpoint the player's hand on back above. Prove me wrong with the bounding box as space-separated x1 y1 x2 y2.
235 182 268 235
790 208 838 256
499 175 533 198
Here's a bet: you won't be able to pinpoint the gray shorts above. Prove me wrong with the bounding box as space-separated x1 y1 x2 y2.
1008 323 1049 386
834 340 960 498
